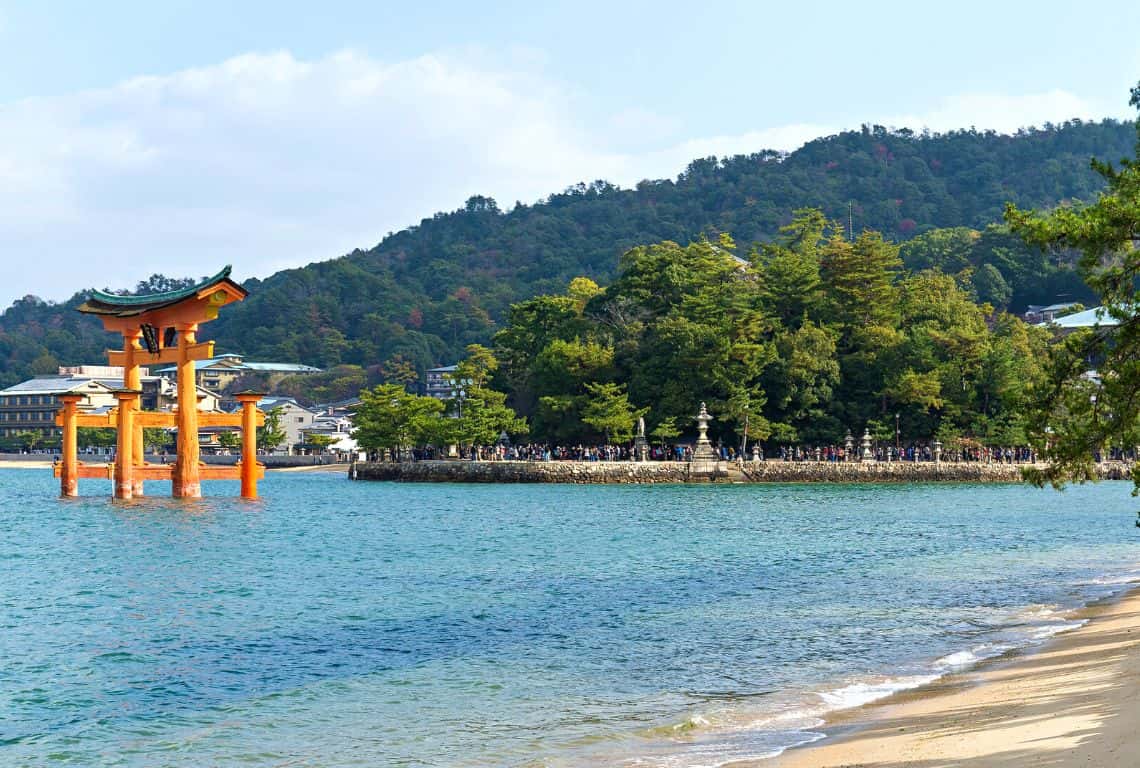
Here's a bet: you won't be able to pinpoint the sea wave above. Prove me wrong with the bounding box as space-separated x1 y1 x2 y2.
624 583 1120 768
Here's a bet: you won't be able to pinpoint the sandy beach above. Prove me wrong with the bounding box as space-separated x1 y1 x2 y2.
760 586 1140 768
0 460 53 469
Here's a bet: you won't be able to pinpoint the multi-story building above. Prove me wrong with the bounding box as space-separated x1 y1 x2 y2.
0 371 226 449
300 409 359 456
425 365 458 400
0 377 118 441
254 396 318 453
1024 302 1081 324
151 353 322 393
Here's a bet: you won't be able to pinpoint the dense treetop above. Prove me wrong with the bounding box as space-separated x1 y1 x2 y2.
493 213 1049 448
1006 85 1140 489
0 119 1132 390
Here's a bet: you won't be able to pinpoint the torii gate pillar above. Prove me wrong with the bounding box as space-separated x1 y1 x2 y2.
58 394 84 498
113 390 140 500
173 322 203 498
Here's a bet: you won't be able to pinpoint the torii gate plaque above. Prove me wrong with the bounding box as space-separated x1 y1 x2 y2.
53 266 266 500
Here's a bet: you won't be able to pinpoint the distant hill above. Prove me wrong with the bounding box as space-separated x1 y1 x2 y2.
0 118 1134 388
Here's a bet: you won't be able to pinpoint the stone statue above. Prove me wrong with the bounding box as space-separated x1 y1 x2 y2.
633 415 649 462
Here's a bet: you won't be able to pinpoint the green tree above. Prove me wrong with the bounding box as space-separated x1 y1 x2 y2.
1005 83 1140 487
257 407 288 453
217 431 241 452
13 431 42 452
352 384 445 459
755 208 829 327
971 263 1012 309
143 428 171 453
77 427 116 450
649 416 681 448
765 322 841 442
898 227 979 273
820 230 903 331
580 382 646 443
305 434 338 454
454 343 499 388
447 386 527 450
378 354 420 389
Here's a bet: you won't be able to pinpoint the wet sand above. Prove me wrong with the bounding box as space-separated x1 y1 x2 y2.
758 587 1140 768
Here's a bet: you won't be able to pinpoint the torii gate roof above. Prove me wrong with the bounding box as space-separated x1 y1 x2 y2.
78 266 247 318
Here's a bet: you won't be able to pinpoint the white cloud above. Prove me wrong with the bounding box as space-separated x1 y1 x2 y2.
880 89 1100 135
0 49 627 306
609 90 1106 184
0 49 1109 308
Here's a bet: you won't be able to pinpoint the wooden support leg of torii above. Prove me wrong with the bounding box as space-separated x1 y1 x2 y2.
122 328 145 497
173 322 202 499
235 392 263 500
113 390 140 500
58 394 83 498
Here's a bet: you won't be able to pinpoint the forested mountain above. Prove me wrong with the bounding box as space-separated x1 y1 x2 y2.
0 118 1133 390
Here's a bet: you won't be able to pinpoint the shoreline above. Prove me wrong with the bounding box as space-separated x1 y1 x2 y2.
756 583 1140 768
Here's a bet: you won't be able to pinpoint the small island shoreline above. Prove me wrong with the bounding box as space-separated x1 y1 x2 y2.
350 458 1132 484
758 583 1140 768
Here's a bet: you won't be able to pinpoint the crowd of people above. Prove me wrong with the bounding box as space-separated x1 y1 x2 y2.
392 441 1043 464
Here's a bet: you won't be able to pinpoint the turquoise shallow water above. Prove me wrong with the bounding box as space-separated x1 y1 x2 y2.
2 469 1139 767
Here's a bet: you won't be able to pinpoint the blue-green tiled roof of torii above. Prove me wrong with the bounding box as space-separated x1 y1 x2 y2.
77 266 245 316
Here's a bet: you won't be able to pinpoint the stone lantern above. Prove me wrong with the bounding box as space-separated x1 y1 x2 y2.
844 430 854 462
933 439 942 465
861 428 873 461
691 402 719 474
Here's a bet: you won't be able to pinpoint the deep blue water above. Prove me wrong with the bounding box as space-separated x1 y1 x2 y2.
2 469 1139 767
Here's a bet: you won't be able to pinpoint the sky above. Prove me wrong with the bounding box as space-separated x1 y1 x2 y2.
0 0 1138 307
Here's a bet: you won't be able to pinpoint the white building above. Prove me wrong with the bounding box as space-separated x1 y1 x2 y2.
256 396 318 453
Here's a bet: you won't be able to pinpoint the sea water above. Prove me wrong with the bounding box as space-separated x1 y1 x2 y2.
2 469 1138 767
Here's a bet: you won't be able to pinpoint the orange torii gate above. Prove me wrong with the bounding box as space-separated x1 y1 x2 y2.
53 266 266 500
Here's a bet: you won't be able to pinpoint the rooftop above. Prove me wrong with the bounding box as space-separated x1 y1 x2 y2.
0 376 117 395
1026 301 1080 313
1040 306 1122 330
152 356 322 375
78 266 247 317
256 396 317 413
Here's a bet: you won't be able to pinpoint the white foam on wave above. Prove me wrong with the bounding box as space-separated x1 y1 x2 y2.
935 649 984 668
626 585 1119 768
1082 573 1140 587
619 721 826 768
934 639 1019 670
817 674 941 711
1028 619 1085 640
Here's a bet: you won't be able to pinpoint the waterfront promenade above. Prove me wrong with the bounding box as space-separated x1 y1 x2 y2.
350 458 1134 484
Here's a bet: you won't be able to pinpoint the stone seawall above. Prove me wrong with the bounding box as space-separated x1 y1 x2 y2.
349 459 1085 484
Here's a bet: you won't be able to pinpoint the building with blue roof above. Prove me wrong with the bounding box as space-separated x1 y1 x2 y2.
1037 306 1121 333
150 353 322 393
